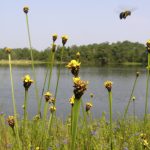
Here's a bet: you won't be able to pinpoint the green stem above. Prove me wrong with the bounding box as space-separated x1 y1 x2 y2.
124 76 138 119
25 14 40 115
71 99 81 150
133 100 136 149
8 54 21 149
48 112 54 134
47 52 55 91
144 53 150 126
54 46 64 102
108 91 113 150
23 89 28 132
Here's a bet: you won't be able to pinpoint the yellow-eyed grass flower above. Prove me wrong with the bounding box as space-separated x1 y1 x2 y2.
69 95 75 106
23 74 33 90
61 35 68 46
52 34 58 42
23 6 29 14
104 80 113 92
86 102 93 112
50 106 56 113
7 116 15 128
5 47 12 54
44 91 52 102
73 77 88 99
66 60 81 77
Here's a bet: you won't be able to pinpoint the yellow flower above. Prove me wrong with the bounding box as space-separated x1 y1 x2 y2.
52 34 58 42
7 116 15 128
44 91 52 102
66 60 81 69
86 102 93 112
143 139 148 147
61 35 68 46
146 39 150 47
104 80 113 92
50 106 56 113
73 77 88 99
23 6 29 14
4 47 12 53
146 66 150 70
69 95 75 106
23 74 33 89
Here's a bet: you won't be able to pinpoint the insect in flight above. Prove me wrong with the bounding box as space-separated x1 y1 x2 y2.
119 10 131 19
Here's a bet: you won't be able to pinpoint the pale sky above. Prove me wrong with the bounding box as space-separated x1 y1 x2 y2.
0 0 150 50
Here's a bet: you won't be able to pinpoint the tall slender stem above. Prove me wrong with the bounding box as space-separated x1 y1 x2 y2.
71 99 81 150
54 46 64 101
25 14 40 115
124 77 138 119
144 53 150 126
23 89 28 133
108 91 113 150
8 54 21 149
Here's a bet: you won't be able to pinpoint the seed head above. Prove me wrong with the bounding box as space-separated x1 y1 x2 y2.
23 6 29 14
104 80 113 92
7 116 15 128
61 35 68 46
44 91 52 102
76 52 80 59
50 106 56 113
86 102 93 112
136 72 140 77
146 40 150 53
5 47 12 54
23 74 33 90
132 96 136 101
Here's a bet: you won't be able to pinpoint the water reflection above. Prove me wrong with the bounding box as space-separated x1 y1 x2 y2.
0 65 149 120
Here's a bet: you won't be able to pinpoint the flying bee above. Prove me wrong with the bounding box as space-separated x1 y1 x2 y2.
119 10 131 19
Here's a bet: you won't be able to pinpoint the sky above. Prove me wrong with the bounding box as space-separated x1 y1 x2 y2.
0 0 150 50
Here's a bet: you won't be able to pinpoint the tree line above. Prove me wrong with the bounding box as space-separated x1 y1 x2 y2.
0 41 147 64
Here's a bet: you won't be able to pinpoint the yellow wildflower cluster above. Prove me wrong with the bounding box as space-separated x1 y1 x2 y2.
73 77 88 99
66 60 81 77
61 35 68 46
5 47 12 53
23 6 29 14
86 102 93 112
104 80 113 92
23 74 33 90
7 116 15 128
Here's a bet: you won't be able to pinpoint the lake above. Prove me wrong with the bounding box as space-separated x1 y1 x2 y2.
0 64 149 120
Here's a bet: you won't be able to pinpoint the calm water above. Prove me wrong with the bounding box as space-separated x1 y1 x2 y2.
0 65 149 119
